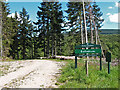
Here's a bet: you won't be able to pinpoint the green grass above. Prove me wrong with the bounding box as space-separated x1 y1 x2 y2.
57 59 119 88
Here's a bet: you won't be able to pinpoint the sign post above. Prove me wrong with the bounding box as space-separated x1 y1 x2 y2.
100 53 102 71
106 52 111 74
75 43 102 74
75 56 77 68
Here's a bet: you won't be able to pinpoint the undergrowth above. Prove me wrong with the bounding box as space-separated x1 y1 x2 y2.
57 59 119 88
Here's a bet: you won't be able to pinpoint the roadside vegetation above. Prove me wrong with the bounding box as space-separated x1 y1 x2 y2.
57 59 119 88
100 34 120 59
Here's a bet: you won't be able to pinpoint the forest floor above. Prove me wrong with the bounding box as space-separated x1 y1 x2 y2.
0 60 65 89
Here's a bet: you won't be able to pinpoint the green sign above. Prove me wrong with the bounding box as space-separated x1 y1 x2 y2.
75 49 101 54
75 43 101 48
75 43 102 72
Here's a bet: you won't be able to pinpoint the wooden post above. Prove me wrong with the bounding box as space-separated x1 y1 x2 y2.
86 60 88 76
75 56 77 68
108 62 110 74
100 53 102 71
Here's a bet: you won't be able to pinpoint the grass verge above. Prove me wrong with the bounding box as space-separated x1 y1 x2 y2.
57 59 119 88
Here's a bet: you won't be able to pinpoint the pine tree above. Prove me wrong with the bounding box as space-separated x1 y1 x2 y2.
65 2 85 54
66 2 104 44
49 2 64 56
35 2 64 57
9 11 20 59
92 2 104 44
34 2 48 57
19 8 31 59
1 2 17 57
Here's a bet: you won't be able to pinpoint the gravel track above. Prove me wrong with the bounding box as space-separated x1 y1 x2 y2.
0 60 64 89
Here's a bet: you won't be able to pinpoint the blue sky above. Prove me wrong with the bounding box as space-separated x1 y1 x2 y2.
7 1 119 29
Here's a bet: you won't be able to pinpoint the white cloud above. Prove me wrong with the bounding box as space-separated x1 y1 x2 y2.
115 2 120 7
108 7 113 9
108 13 120 23
106 13 111 16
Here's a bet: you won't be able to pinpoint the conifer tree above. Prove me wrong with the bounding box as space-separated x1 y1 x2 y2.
9 11 20 59
19 8 31 59
35 2 64 57
66 2 104 44
1 2 16 57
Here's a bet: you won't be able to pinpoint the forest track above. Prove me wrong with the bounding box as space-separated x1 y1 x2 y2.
0 60 65 89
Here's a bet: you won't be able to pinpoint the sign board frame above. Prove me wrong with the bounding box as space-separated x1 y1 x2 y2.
75 43 102 71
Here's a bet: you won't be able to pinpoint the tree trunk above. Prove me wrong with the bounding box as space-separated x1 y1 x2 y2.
34 40 35 59
89 5 94 59
32 42 33 59
47 36 49 58
43 33 46 57
83 0 88 44
0 3 2 59
47 18 49 58
23 38 26 59
90 7 93 44
54 39 56 56
80 16 84 44
52 37 54 57
83 0 88 76
23 44 25 59
93 19 98 44
17 49 19 60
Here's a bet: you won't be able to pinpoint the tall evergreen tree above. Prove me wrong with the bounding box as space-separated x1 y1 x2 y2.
9 11 20 59
1 2 17 57
92 2 104 44
35 2 64 57
19 8 31 59
65 2 85 54
34 2 48 57
66 2 104 44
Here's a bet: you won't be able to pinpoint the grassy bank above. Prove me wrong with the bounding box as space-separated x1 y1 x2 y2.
57 59 119 88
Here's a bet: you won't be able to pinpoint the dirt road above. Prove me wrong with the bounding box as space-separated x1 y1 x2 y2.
0 60 64 89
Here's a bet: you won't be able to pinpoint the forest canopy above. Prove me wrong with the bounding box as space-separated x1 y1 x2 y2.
0 1 119 60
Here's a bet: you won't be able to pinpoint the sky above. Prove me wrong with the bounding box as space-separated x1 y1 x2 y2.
6 0 120 29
